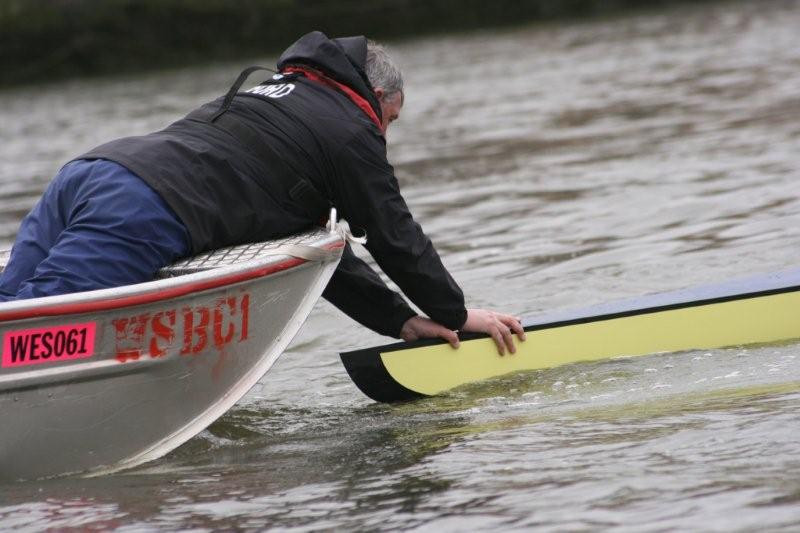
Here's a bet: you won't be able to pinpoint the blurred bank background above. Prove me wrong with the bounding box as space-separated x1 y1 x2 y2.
2 0 723 87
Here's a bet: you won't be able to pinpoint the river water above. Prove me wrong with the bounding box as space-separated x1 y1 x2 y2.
2 0 800 530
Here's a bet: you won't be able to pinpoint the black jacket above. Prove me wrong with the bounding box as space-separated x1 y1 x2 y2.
79 31 467 338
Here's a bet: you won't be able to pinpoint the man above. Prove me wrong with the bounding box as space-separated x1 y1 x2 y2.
0 32 525 354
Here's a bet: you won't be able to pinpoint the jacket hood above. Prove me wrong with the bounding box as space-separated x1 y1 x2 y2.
277 31 381 122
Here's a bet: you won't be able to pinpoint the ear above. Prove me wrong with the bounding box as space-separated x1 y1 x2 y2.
374 87 385 101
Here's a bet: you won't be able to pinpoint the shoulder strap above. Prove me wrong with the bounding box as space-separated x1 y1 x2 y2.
211 65 276 121
191 66 331 221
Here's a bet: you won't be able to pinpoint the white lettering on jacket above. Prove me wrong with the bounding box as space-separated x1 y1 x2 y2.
246 83 295 98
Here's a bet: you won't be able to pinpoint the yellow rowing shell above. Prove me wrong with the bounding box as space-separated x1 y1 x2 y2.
340 269 800 402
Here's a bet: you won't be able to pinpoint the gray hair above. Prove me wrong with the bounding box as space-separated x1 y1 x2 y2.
365 40 403 98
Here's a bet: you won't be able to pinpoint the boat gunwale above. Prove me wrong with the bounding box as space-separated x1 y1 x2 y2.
0 236 344 324
343 269 800 357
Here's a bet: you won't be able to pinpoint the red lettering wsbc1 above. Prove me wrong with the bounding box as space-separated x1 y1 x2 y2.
113 293 250 362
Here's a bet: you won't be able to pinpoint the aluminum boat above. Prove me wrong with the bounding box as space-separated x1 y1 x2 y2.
0 226 344 481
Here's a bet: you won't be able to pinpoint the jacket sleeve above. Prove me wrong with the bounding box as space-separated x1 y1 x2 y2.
323 244 418 338
330 130 468 331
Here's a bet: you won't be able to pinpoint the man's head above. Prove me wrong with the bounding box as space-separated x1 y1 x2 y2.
364 41 404 132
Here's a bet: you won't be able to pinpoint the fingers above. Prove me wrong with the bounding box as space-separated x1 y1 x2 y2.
487 312 526 356
512 321 527 342
489 322 515 355
482 314 511 356
497 313 527 342
440 327 460 349
403 316 460 349
426 319 459 349
490 327 506 356
500 322 515 354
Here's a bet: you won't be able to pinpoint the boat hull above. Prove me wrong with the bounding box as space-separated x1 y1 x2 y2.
341 268 800 402
0 229 343 480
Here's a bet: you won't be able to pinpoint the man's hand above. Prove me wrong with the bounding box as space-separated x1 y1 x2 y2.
462 309 526 355
399 310 526 356
400 316 460 349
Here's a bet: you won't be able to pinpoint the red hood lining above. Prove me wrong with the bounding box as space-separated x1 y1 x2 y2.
282 66 384 134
